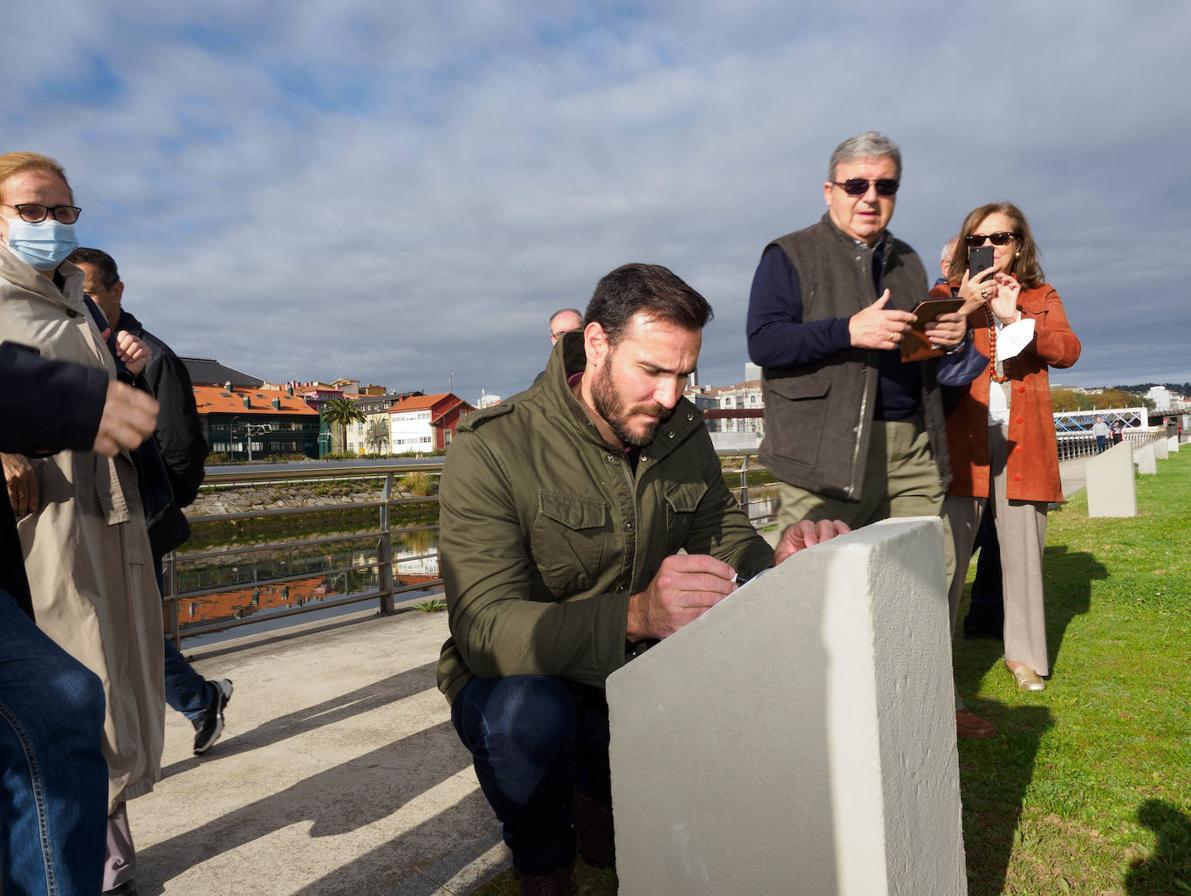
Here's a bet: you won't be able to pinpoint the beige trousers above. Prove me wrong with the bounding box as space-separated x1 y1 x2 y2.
945 423 1051 676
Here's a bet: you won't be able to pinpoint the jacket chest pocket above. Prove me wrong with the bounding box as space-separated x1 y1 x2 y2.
663 481 708 551
531 492 608 592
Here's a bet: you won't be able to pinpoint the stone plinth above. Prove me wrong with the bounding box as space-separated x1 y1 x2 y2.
607 518 965 896
1087 441 1137 518
1154 438 1169 460
1135 441 1158 474
1169 436 1180 453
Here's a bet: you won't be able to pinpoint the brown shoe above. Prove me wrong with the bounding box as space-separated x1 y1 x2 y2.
573 790 616 869
956 708 997 739
520 868 575 896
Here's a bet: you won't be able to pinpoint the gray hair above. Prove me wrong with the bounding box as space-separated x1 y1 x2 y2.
828 131 901 182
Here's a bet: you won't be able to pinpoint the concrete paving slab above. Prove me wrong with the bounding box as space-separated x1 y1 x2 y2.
131 609 509 896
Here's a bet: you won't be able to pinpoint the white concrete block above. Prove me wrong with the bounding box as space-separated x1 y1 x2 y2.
1169 436 1180 453
1087 441 1137 518
1154 438 1169 460
1135 441 1158 474
607 518 965 896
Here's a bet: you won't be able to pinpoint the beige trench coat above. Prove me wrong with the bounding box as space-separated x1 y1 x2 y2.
0 249 164 809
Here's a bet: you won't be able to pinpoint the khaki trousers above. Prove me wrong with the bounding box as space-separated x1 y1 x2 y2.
776 417 954 583
945 424 1050 676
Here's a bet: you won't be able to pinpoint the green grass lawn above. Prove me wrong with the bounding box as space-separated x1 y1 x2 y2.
471 450 1190 896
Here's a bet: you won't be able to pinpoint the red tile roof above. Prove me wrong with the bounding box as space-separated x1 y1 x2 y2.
193 386 320 416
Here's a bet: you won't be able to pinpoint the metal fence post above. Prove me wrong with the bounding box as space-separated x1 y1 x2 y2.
378 473 395 615
164 551 181 648
739 455 751 513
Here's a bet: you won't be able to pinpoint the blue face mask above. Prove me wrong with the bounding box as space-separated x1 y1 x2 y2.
4 218 80 270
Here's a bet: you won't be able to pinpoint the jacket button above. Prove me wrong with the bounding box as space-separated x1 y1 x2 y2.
606 454 616 463
667 432 675 439
1013 474 1022 482
66 308 78 318
1018 386 1026 394
625 520 633 530
616 585 625 592
686 413 694 421
1016 417 1024 424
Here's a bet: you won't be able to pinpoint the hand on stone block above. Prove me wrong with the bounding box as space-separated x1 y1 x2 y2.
625 554 736 641
773 519 851 567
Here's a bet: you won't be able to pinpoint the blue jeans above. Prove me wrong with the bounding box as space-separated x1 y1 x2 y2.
157 559 209 722
163 637 209 721
0 592 107 896
451 676 611 874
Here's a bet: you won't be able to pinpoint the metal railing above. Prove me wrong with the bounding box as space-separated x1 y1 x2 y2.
164 454 777 645
1055 427 1169 462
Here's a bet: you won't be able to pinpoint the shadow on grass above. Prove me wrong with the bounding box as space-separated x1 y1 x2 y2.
1125 800 1191 895
955 702 1054 896
1041 544 1106 674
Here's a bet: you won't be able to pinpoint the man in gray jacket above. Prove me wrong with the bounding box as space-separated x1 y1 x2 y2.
440 263 846 896
746 132 994 740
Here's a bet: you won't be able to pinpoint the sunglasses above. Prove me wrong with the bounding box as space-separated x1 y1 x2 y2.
832 178 899 197
965 231 1020 247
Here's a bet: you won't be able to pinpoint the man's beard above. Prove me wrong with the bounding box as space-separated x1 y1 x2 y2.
590 356 669 448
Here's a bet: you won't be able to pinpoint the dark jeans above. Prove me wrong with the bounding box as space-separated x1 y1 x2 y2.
0 592 107 896
157 558 209 721
1096 435 1107 453
451 676 611 874
964 511 1005 639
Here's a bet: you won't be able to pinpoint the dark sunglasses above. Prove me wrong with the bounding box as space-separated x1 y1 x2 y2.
965 231 1020 247
832 178 900 197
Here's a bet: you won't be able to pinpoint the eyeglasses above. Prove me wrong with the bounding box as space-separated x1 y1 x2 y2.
832 178 900 197
4 203 83 225
965 231 1020 247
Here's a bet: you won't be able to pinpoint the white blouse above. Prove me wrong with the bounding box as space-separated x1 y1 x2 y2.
987 314 1035 427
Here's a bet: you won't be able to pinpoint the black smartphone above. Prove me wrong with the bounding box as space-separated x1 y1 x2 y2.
968 245 994 277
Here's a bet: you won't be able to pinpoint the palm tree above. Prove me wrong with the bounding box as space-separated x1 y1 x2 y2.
365 419 390 455
320 398 366 455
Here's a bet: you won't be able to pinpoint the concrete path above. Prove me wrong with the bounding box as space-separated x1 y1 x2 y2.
1059 455 1089 498
133 610 507 896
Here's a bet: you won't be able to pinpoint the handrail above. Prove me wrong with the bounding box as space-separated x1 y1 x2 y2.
167 453 777 645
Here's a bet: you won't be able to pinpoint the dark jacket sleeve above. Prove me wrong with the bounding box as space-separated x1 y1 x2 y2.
0 342 107 454
746 245 852 369
143 346 208 506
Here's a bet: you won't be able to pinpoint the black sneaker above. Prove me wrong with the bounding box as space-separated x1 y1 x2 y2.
192 679 233 755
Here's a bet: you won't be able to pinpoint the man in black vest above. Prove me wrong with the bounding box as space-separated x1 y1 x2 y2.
747 132 996 739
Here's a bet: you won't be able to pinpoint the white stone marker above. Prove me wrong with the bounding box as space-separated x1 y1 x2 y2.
1169 436 1180 453
1087 441 1137 518
1135 441 1158 475
607 518 965 896
1154 437 1169 460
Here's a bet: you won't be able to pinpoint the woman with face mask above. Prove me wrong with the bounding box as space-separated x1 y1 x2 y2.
0 151 163 895
933 202 1081 694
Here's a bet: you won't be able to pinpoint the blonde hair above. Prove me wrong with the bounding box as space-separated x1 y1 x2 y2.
0 152 73 204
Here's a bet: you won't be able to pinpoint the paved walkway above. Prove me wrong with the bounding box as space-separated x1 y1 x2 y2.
134 609 507 896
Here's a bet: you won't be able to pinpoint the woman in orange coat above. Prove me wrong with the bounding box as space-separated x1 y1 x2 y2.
937 202 1081 692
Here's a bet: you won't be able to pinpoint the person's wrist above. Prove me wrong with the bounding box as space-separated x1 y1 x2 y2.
625 592 648 642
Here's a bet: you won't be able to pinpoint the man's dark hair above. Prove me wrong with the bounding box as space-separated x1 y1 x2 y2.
584 263 713 344
68 247 120 289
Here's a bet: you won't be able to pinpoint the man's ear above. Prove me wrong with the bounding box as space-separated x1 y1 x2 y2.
584 321 609 366
113 281 125 305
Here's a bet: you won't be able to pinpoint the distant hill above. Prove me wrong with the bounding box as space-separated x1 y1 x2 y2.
1103 382 1190 395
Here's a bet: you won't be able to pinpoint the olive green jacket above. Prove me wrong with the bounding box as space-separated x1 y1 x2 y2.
436 332 774 704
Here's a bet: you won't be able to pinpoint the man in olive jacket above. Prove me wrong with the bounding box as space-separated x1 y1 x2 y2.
438 263 846 896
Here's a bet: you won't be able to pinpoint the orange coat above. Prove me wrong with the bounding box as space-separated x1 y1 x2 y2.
932 281 1081 503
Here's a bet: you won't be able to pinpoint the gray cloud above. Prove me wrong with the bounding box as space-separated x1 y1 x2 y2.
3 1 1189 405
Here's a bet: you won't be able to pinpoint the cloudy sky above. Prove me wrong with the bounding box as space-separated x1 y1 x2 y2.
6 2 1189 402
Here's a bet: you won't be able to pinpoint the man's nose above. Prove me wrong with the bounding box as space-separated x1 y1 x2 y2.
655 378 681 408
